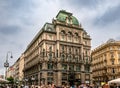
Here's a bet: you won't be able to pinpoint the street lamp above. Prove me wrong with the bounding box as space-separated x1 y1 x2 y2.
4 51 13 79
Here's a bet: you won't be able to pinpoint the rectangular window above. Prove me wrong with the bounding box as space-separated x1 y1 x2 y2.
75 49 78 54
75 37 78 42
68 55 72 61
69 65 74 71
39 64 42 70
48 53 52 60
68 36 72 42
111 60 114 65
62 73 67 80
61 35 64 40
62 64 67 70
75 56 79 62
85 66 90 72
48 63 53 70
61 54 65 61
76 65 81 71
110 52 114 58
47 72 53 76
62 45 64 52
47 77 53 83
69 47 71 53
112 68 115 73
48 35 52 40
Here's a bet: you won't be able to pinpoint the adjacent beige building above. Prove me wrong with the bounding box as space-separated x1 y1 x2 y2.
19 54 24 81
7 53 25 83
23 10 92 86
6 65 14 78
92 39 120 85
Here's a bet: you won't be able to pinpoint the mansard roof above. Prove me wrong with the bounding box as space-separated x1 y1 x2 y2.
42 23 55 32
56 10 79 26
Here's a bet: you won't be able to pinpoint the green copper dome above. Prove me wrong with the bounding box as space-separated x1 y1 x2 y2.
57 12 68 22
56 10 79 26
71 16 79 26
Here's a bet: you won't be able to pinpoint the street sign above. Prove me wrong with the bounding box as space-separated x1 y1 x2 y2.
4 62 9 67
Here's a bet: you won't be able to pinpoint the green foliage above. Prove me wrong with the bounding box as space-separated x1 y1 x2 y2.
7 76 14 84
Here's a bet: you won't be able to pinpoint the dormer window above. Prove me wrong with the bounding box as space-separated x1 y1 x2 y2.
66 17 71 24
48 35 52 40
48 28 52 31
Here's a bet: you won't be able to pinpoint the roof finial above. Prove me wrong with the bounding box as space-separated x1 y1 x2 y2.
80 23 82 27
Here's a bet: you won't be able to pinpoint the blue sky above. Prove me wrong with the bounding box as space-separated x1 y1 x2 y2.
0 0 120 75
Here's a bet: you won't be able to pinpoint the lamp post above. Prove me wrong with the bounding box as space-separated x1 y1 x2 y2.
4 51 13 79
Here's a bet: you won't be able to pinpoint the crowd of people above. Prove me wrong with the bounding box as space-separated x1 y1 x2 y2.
0 83 120 88
19 83 120 88
0 83 96 88
102 83 120 88
20 83 100 88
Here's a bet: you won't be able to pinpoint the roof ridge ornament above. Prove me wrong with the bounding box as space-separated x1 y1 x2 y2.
107 38 115 43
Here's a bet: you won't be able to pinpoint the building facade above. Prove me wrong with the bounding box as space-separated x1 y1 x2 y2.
10 53 25 84
19 54 24 82
6 65 14 78
24 10 91 86
92 39 120 85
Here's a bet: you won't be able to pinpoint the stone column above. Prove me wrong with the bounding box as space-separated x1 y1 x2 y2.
57 63 62 86
81 64 85 83
81 73 85 84
42 62 47 85
38 64 40 86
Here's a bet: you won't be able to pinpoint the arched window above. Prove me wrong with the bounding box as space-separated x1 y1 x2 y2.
48 34 52 40
68 47 71 53
62 45 64 52
62 64 67 70
75 56 79 62
61 30 66 41
68 55 72 61
48 63 53 69
74 32 79 42
75 48 78 54
68 32 72 42
75 32 78 36
49 46 52 51
61 54 65 61
76 65 81 71
48 46 52 60
85 65 90 72
69 64 74 71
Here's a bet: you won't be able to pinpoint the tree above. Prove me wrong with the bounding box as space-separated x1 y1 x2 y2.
7 76 14 84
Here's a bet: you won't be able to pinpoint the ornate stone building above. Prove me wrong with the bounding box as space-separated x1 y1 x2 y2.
24 10 91 86
92 39 120 85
